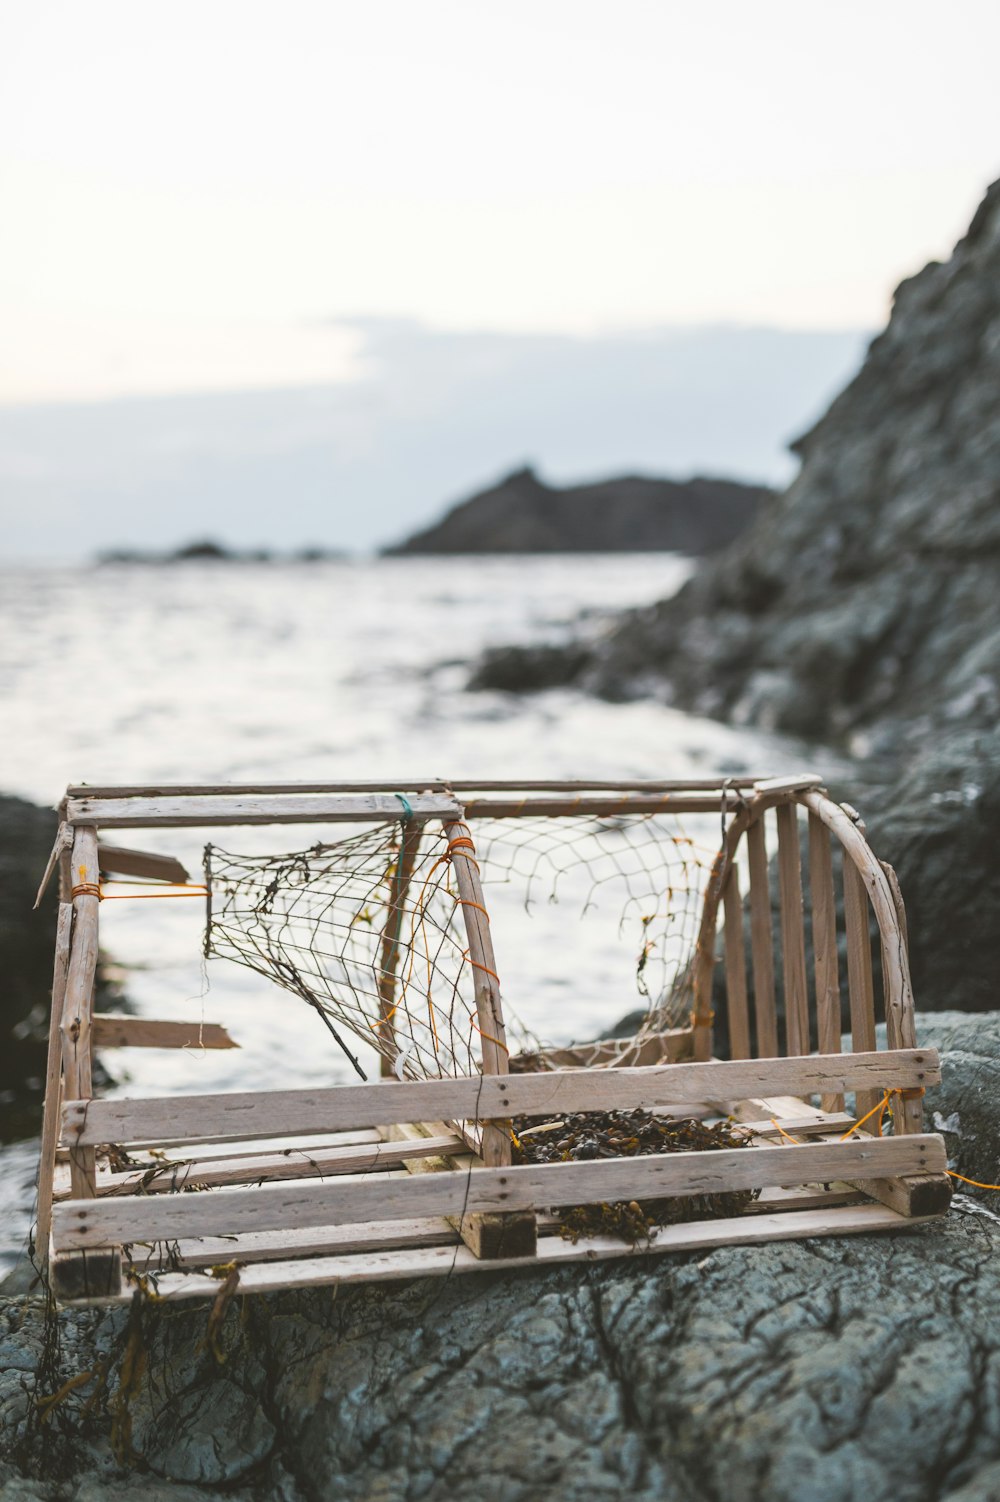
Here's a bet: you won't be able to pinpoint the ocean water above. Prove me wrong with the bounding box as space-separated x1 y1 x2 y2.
0 554 817 1271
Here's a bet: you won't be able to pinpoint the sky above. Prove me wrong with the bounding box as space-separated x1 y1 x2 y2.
0 1 998 551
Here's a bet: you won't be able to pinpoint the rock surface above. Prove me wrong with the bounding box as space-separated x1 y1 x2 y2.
0 797 60 1143
3 1011 1000 1502
385 466 770 555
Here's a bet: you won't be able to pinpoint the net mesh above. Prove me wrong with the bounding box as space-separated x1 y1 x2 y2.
204 809 716 1083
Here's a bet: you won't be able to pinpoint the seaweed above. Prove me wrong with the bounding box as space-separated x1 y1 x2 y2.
511 1108 759 1244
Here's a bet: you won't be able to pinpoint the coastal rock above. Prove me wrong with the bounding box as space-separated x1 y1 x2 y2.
469 180 1000 741
0 798 60 1142
385 466 770 556
3 1011 1000 1502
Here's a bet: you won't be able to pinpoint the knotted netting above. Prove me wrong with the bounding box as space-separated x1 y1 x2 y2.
204 807 716 1083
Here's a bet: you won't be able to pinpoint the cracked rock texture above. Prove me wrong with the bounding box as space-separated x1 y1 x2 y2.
3 1012 1000 1502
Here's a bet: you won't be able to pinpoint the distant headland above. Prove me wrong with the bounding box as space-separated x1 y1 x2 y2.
382 466 772 555
96 539 345 565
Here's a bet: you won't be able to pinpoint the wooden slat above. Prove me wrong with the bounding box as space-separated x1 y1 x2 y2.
96 1134 464 1195
62 1048 941 1148
746 815 778 1058
62 829 99 1199
776 804 810 1057
36 902 73 1264
128 1216 461 1271
92 1017 237 1050
52 1135 945 1250
739 1112 855 1137
843 858 879 1121
751 774 824 795
808 813 843 1110
97 845 190 883
57 1202 925 1304
66 793 463 829
462 795 743 817
67 778 767 799
723 867 751 1059
800 792 916 1066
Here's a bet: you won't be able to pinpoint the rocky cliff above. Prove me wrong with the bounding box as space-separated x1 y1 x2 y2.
471 181 1000 1014
385 467 770 555
473 182 1000 742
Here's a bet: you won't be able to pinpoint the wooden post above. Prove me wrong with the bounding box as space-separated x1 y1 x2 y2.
808 814 843 1110
60 827 100 1199
443 820 510 1165
746 814 778 1058
35 901 73 1268
722 867 751 1059
376 821 422 1079
440 819 535 1259
776 804 809 1058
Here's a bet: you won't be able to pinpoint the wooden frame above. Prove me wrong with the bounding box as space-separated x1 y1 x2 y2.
34 774 950 1305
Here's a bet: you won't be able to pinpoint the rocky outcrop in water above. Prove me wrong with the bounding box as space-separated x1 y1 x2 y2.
2 1009 999 1502
385 466 770 555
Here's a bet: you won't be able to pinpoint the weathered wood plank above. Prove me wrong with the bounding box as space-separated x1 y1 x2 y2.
92 1017 237 1050
57 1198 934 1299
746 816 778 1059
723 867 751 1059
35 902 73 1265
52 1134 945 1249
96 1134 464 1194
776 804 810 1057
96 845 190 884
62 829 99 1199
808 813 843 1110
62 1049 941 1148
67 778 768 799
127 1216 461 1271
67 793 463 829
751 774 824 795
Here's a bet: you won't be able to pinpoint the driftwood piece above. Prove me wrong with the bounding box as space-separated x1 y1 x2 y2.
96 844 191 884
91 1017 237 1049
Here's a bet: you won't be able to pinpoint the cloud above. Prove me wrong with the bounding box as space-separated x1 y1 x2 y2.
0 320 869 558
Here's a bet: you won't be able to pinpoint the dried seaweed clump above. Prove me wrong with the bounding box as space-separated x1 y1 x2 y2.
511 1108 759 1244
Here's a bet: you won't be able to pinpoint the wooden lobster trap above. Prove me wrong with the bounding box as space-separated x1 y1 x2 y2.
34 774 950 1305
